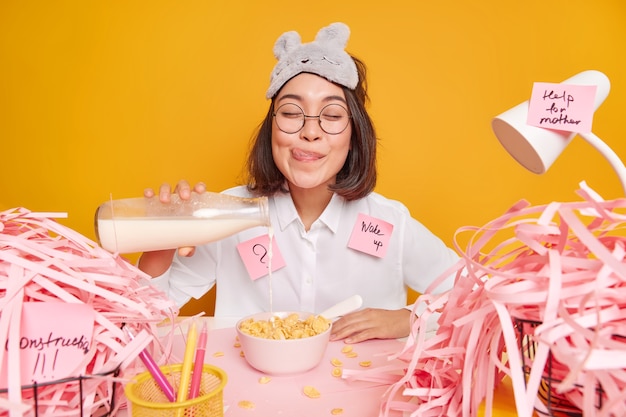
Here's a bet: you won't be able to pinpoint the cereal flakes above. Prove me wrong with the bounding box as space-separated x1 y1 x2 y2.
303 385 321 398
238 400 255 409
239 313 330 340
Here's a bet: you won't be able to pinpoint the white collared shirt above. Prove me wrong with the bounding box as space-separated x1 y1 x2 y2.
151 186 459 317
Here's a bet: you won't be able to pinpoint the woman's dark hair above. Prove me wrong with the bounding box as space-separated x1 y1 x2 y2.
246 55 377 201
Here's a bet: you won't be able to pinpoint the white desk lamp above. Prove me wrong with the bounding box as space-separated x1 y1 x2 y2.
491 70 626 195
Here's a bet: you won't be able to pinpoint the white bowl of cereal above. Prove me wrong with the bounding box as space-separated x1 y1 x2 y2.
235 311 332 375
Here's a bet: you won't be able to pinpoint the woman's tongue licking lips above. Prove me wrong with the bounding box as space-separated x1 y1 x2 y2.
292 148 323 162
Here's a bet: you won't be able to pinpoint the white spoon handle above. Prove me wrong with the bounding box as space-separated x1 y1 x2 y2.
318 295 363 320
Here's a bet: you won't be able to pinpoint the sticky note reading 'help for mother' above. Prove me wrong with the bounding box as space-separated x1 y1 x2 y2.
237 234 286 280
0 302 95 386
527 82 597 133
348 213 393 258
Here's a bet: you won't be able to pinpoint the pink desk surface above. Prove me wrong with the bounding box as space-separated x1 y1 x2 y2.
120 318 519 417
169 327 405 417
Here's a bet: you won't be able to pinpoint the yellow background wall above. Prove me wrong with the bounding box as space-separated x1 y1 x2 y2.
1 1 625 312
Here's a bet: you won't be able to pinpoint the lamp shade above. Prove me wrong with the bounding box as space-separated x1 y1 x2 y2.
491 70 610 174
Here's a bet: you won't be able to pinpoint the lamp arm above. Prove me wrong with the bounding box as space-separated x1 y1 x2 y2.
578 131 626 196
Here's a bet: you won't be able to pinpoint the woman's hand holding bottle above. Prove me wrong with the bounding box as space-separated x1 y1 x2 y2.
138 180 207 276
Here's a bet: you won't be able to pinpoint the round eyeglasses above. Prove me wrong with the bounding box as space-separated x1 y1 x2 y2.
272 103 351 135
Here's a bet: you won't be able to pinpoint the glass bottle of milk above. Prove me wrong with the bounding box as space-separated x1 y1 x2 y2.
95 192 269 253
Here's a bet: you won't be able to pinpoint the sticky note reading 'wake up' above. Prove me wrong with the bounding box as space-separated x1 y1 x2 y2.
348 213 393 258
527 82 597 133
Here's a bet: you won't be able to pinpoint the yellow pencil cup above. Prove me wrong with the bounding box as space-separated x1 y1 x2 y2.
124 364 227 417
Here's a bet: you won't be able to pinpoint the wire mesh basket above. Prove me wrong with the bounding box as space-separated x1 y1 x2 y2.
124 363 227 417
0 366 121 417
514 317 604 417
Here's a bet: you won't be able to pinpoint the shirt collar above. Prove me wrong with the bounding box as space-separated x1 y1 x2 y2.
273 191 345 234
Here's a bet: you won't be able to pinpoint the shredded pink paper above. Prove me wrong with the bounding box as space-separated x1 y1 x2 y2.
355 182 626 417
0 208 179 417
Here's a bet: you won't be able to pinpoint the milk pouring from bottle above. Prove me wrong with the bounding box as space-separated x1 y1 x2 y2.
95 192 270 253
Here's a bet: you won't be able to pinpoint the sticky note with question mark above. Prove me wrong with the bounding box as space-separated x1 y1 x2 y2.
237 234 286 280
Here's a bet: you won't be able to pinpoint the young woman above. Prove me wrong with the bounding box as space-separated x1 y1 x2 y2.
138 23 458 343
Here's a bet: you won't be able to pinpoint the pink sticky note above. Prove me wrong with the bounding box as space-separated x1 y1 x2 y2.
0 302 95 386
348 213 393 258
237 234 286 280
527 82 597 133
